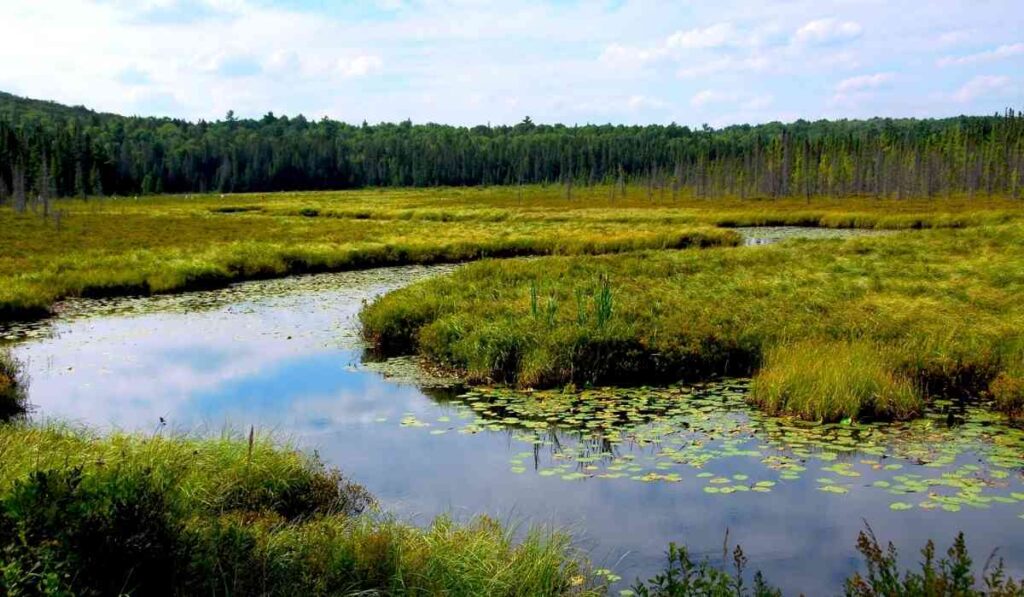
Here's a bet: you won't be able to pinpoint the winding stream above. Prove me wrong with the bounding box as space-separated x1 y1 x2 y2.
2 235 1022 595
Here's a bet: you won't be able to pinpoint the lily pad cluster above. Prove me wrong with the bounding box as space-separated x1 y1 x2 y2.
386 378 1024 515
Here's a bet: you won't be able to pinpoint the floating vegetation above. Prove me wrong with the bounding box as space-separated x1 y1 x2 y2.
383 379 1024 515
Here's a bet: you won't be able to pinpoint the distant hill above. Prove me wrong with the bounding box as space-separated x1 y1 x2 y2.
0 90 1021 198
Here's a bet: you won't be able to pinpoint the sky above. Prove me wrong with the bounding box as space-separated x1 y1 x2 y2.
2 0 1022 127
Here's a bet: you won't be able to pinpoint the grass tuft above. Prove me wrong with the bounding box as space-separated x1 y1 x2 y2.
749 340 921 422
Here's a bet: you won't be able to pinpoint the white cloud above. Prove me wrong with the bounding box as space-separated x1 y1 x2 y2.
952 75 1011 103
676 55 770 79
337 55 383 78
938 43 1024 67
691 89 739 108
835 72 894 92
665 23 738 50
599 43 664 69
627 95 667 110
600 22 743 70
936 30 971 47
793 18 862 45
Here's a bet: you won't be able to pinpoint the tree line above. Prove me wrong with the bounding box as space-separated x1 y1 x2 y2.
1 90 1022 203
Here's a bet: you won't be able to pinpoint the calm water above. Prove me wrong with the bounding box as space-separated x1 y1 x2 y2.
3 255 1023 595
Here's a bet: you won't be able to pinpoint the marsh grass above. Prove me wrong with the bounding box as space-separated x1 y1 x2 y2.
0 189 742 321
2 186 1020 321
750 341 921 422
0 349 27 421
362 224 1024 421
0 425 596 596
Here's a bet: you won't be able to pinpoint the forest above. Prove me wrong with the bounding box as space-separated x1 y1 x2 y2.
1 90 1022 201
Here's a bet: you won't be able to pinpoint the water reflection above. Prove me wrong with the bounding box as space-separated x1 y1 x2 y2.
737 226 891 246
2 265 1022 595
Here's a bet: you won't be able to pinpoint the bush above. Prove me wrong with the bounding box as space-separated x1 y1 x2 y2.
0 466 185 596
845 526 1022 596
631 527 1024 597
631 542 780 597
0 349 27 421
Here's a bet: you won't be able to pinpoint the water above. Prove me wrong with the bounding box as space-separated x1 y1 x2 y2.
736 226 891 246
3 262 1023 595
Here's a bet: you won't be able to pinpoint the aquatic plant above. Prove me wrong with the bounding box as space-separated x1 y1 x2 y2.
0 349 27 420
0 425 597 596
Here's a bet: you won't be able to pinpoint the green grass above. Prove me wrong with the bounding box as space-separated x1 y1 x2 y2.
3 185 1021 321
361 223 1024 422
0 424 596 596
750 341 922 422
0 349 26 421
4 186 1024 421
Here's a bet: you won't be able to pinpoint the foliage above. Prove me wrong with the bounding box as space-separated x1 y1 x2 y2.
0 92 1022 200
0 425 595 596
631 528 1024 597
844 526 1022 596
0 349 27 421
362 223 1024 421
631 541 780 597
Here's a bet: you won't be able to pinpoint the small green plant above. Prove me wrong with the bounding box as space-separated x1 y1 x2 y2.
631 541 780 597
632 528 1023 597
844 526 1022 596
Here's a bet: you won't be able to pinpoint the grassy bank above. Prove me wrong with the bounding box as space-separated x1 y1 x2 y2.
0 425 595 596
3 186 1020 321
361 224 1024 422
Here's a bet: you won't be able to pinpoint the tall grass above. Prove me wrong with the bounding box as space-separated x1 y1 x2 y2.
362 224 1024 421
750 341 922 422
0 425 596 596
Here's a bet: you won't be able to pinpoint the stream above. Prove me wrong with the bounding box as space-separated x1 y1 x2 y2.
2 233 1022 595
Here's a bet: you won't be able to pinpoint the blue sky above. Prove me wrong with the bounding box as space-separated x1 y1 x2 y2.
2 0 1022 126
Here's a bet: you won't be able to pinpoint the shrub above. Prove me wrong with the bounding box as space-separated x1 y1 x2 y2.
844 526 1022 596
0 349 27 421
